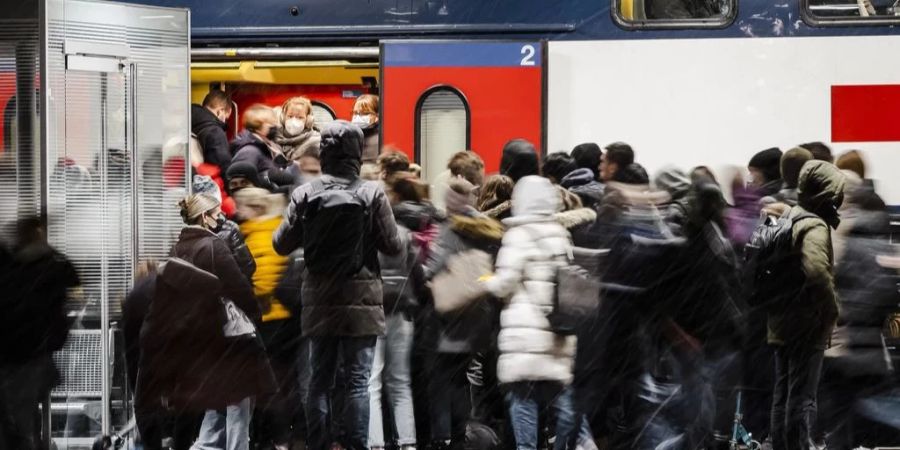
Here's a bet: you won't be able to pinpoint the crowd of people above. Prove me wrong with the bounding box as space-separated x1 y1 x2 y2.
1 88 899 450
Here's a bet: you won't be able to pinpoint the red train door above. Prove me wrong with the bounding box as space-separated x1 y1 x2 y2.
380 40 545 182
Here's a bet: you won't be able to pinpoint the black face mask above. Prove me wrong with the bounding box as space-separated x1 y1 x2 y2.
266 126 279 141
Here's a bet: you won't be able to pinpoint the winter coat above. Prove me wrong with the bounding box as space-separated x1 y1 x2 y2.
361 123 380 164
231 130 286 183
485 176 578 385
393 200 443 264
380 225 426 316
275 127 321 162
425 214 504 353
123 274 155 392
191 104 232 174
826 210 898 377
555 207 598 249
767 161 845 348
241 216 291 322
273 121 402 337
217 219 256 283
761 187 799 207
139 228 275 410
561 168 605 209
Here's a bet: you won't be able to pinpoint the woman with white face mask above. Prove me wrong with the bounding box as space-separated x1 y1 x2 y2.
352 94 380 164
274 96 321 163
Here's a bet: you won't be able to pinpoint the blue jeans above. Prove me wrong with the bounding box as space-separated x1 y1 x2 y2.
368 315 416 447
506 382 577 450
307 336 377 450
190 397 253 450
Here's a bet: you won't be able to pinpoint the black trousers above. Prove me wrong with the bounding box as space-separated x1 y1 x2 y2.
429 353 472 449
770 345 825 450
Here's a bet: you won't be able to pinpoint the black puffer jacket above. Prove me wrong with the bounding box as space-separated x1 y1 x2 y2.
273 121 402 337
561 168 605 209
191 104 231 173
231 130 290 185
217 219 255 283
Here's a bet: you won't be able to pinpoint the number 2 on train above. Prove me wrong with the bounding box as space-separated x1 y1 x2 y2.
520 45 536 66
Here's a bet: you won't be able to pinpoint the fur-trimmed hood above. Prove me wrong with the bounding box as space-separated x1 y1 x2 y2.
449 214 504 243
554 207 597 230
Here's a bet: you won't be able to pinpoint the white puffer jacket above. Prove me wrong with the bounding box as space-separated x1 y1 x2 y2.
485 176 577 385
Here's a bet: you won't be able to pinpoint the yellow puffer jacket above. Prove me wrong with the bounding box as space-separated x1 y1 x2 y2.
240 216 291 322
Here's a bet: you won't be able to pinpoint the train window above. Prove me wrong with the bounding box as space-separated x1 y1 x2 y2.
311 101 336 127
804 0 900 25
614 0 736 28
416 87 470 184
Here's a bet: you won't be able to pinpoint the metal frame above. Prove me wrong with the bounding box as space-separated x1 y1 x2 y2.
801 0 900 26
610 0 738 30
311 99 337 121
412 84 472 167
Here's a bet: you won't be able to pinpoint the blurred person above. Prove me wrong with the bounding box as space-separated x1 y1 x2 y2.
276 96 321 162
191 90 234 174
231 104 294 192
653 165 692 235
234 188 302 450
447 151 485 187
599 142 635 183
570 143 603 181
477 175 515 221
378 150 411 181
765 161 845 450
560 164 605 210
819 178 898 450
542 152 577 184
499 140 539 184
137 194 275 450
194 175 256 281
483 176 578 450
367 174 429 450
690 165 718 185
424 178 503 450
391 173 443 263
409 163 422 179
747 147 783 197
835 150 865 181
226 162 265 195
273 120 403 450
724 167 764 249
294 147 322 187
0 216 79 450
554 186 598 248
800 142 834 164
352 94 380 163
761 147 813 207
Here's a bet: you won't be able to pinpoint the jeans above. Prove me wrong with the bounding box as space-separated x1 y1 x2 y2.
368 314 417 448
506 382 577 450
770 345 825 450
191 397 253 450
307 336 377 450
429 353 472 448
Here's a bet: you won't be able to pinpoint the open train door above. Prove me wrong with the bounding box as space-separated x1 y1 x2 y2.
1 0 189 446
380 40 546 185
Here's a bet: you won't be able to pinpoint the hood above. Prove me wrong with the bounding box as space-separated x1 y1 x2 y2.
653 166 690 200
508 175 560 222
555 207 597 230
449 215 504 242
798 160 846 229
499 139 539 183
230 129 267 155
393 200 443 232
560 168 595 189
320 120 364 177
191 104 225 132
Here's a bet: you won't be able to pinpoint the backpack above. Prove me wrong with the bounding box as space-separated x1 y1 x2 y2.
301 178 371 276
743 210 818 311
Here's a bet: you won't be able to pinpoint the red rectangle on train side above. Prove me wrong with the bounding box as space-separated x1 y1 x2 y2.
832 85 900 143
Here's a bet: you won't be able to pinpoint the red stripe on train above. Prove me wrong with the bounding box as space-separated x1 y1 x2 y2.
832 85 900 143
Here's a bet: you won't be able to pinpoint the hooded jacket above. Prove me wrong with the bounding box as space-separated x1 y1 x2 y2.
485 176 578 384
768 160 845 348
231 130 287 184
273 121 402 337
499 140 540 183
561 168 605 209
191 104 232 174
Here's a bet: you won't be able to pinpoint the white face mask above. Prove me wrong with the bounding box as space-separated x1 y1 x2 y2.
285 118 305 136
352 114 372 126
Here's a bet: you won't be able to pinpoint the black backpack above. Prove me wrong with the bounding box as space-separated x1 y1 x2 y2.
301 178 371 276
743 210 818 311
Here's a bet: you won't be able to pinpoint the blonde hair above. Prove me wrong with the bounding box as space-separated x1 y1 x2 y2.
178 193 219 225
243 104 277 133
354 94 379 116
281 96 315 130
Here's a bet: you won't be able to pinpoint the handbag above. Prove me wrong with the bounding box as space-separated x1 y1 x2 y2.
430 248 493 314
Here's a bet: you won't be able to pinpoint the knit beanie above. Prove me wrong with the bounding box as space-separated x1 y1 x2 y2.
836 150 865 180
780 147 813 189
192 174 222 204
445 177 476 216
225 162 263 187
748 147 783 183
